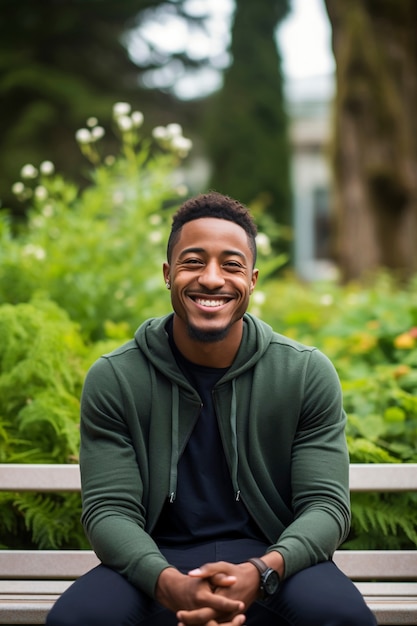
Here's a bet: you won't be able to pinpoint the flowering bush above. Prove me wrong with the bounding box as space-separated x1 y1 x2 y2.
2 103 193 341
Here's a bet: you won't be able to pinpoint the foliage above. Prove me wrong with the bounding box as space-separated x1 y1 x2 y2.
1 104 193 342
255 273 417 549
1 105 416 551
0 0 204 213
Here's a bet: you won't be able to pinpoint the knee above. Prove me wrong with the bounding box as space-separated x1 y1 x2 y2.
46 602 79 626
46 599 102 626
332 603 377 626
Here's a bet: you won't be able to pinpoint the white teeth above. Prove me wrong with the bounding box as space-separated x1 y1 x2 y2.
195 298 225 307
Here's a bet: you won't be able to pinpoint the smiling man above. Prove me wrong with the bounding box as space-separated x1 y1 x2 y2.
47 192 376 626
164 213 258 361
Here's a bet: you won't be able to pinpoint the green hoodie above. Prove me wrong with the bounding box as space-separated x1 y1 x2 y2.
80 313 350 598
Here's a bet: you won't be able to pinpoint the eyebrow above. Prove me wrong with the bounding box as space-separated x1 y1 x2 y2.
179 247 247 261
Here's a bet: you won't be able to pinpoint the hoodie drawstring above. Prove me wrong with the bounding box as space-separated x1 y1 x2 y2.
230 378 241 501
169 382 179 502
168 379 241 503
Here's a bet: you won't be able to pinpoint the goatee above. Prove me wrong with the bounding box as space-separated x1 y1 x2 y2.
187 323 230 343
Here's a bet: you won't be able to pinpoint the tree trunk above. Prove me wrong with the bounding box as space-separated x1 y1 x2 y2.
324 0 417 282
205 0 292 233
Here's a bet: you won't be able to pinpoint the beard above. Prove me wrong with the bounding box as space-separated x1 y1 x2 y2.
186 321 232 343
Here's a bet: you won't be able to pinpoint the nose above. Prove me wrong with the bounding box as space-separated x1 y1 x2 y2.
198 260 226 290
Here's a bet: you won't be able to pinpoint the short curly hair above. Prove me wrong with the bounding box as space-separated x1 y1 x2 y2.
167 191 258 265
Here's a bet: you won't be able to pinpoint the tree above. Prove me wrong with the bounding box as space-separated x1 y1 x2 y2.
324 0 417 282
204 0 292 236
0 0 201 213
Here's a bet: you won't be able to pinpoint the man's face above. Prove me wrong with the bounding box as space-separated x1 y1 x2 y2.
164 217 258 343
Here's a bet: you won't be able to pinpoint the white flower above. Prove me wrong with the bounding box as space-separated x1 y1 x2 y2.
42 204 54 217
86 116 98 127
91 125 105 141
113 102 131 118
116 115 133 132
148 230 163 244
256 232 271 256
171 135 192 157
320 294 334 306
22 244 46 261
40 160 55 175
176 184 188 197
166 123 182 138
75 128 92 144
34 185 48 201
12 181 25 195
131 111 144 128
252 291 266 305
21 164 38 179
149 214 162 226
112 191 125 206
152 126 168 141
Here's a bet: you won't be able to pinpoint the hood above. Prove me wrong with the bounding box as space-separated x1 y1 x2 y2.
134 312 274 382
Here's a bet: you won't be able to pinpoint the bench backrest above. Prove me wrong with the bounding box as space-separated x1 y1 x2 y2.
0 463 416 581
1 463 416 492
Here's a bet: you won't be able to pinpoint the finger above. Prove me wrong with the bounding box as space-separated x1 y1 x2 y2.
188 569 237 588
176 601 244 626
209 573 237 587
188 561 231 578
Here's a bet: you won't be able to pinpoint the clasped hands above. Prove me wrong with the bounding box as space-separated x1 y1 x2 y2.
155 560 260 626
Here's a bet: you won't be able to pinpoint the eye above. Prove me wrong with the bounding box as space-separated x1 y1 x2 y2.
224 260 244 269
183 258 204 265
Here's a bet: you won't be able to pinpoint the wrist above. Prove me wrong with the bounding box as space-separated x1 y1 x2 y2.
155 566 183 608
247 556 280 600
259 550 285 579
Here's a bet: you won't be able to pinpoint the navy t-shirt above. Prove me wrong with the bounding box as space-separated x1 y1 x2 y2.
153 322 266 546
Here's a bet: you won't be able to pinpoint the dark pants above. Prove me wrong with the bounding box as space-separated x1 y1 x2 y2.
46 539 377 626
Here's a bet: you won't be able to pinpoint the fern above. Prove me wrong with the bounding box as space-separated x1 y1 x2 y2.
344 492 417 550
14 493 88 550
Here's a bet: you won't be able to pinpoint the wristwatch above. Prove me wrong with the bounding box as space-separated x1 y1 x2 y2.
248 557 280 599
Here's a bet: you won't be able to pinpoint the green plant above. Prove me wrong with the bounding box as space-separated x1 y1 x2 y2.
2 104 193 342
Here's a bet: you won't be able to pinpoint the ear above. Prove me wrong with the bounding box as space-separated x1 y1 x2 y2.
249 268 259 294
163 262 170 282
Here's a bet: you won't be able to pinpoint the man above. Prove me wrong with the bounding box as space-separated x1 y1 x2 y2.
47 192 376 625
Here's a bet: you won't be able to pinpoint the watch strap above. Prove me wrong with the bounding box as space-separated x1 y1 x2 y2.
248 557 268 575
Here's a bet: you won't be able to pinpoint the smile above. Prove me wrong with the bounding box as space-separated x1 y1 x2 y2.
193 297 230 308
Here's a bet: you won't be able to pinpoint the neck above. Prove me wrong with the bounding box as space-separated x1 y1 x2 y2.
172 316 243 367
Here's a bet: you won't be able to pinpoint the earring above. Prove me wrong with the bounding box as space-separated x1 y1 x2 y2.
166 281 171 289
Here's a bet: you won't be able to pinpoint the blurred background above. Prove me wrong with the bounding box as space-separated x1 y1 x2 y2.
2 0 416 283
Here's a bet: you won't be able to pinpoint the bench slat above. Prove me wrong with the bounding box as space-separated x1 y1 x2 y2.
334 550 417 580
349 463 417 491
0 464 81 492
0 601 51 625
0 549 415 581
0 596 417 625
365 602 417 626
0 581 71 595
1 463 416 492
355 582 417 597
0 551 99 579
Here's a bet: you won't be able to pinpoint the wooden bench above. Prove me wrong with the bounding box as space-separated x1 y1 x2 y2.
0 463 416 625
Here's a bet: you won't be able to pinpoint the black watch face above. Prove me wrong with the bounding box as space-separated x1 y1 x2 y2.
263 569 279 595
